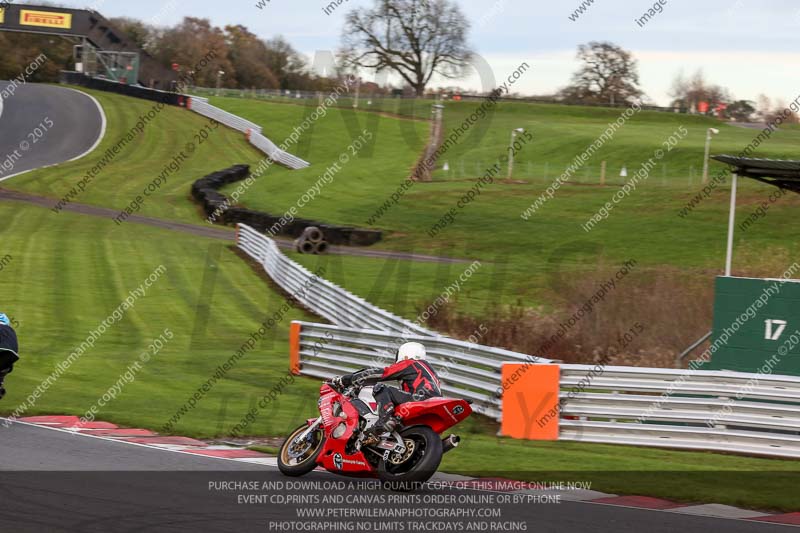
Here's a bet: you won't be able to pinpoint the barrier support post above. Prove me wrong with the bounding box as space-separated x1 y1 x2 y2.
500 364 560 440
289 321 302 375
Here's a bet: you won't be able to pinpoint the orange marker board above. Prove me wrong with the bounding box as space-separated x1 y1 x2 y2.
500 364 560 440
289 321 302 375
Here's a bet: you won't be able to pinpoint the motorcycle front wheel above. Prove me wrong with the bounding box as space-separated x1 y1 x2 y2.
378 426 443 490
278 423 325 476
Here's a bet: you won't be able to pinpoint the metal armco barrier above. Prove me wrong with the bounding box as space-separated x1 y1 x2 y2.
291 321 550 421
236 224 431 336
557 365 800 458
288 320 800 458
248 130 310 169
61 72 186 105
188 96 261 134
188 97 309 169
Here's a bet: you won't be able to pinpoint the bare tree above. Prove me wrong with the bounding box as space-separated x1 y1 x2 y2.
756 94 773 120
756 94 800 124
669 69 730 113
559 42 643 105
340 0 473 96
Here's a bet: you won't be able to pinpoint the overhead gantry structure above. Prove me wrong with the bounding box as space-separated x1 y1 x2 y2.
0 3 176 88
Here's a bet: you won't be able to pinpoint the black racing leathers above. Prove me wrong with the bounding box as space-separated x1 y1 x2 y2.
0 324 18 399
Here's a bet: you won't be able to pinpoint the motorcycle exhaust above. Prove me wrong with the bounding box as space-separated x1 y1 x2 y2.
442 434 460 453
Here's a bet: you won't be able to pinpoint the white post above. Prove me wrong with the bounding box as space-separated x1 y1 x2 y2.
702 133 711 184
702 128 719 184
507 128 524 180
215 71 224 96
507 130 516 180
724 172 738 277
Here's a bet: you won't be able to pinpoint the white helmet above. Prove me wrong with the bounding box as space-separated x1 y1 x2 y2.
397 342 426 362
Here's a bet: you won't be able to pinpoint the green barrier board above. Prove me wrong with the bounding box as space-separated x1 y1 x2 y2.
707 276 800 376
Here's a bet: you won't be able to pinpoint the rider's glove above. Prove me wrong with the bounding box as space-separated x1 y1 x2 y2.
331 376 344 390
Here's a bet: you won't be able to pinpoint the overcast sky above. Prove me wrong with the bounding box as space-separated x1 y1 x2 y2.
24 0 800 106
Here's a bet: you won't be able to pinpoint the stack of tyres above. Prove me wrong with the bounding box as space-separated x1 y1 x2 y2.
294 226 329 254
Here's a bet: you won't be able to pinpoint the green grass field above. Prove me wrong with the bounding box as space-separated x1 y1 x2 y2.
204 93 800 182
425 100 800 182
0 201 323 436
205 96 800 315
2 86 800 511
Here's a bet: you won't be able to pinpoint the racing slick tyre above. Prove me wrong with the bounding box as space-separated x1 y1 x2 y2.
377 425 443 491
278 424 325 476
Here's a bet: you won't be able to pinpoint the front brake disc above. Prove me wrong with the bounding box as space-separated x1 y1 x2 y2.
287 435 314 459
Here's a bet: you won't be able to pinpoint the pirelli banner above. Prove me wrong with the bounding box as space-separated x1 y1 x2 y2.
20 9 73 29
0 4 91 36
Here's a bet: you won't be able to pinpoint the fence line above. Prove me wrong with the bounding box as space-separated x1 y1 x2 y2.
558 365 800 458
188 85 680 113
188 97 309 170
236 223 430 335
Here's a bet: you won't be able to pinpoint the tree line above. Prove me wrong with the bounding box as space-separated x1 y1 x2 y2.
0 0 474 96
555 41 797 123
0 0 794 124
0 15 337 92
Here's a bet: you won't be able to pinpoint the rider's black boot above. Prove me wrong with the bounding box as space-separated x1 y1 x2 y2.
362 404 397 445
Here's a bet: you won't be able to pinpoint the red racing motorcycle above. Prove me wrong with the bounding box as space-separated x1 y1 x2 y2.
278 379 472 486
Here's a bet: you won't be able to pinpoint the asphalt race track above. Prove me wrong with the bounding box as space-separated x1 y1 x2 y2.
0 81 104 182
0 420 789 533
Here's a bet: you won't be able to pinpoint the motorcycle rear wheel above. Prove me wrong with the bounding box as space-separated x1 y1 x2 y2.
278 424 325 476
378 426 442 490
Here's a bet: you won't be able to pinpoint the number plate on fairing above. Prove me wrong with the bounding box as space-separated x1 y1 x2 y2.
319 392 338 425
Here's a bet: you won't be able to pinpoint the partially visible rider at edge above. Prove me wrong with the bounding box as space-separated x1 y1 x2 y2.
333 342 442 445
0 313 19 400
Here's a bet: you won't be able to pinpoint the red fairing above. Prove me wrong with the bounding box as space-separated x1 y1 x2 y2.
311 383 471 477
395 398 472 434
315 383 374 475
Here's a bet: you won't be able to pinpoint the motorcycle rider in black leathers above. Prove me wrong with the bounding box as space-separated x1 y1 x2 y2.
0 313 19 400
